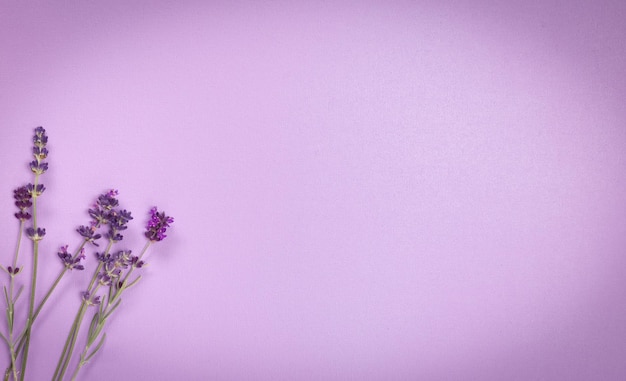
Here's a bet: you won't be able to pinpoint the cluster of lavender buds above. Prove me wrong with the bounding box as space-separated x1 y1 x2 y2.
81 291 101 307
57 245 85 271
29 127 49 175
27 183 45 197
13 186 32 221
76 191 136 306
25 227 46 242
97 249 145 288
97 251 126 286
77 190 134 246
106 209 133 242
89 190 120 223
145 207 175 242
76 225 101 246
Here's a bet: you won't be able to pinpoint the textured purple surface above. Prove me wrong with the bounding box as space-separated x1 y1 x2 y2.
1 1 626 380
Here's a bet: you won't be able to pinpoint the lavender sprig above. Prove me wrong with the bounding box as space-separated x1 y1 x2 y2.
145 207 174 242
20 126 49 381
68 208 174 380
54 194 135 381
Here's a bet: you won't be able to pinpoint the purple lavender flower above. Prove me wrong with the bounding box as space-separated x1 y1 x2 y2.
82 291 101 306
117 209 133 224
84 190 134 243
77 225 102 246
33 126 48 144
26 183 45 197
115 250 133 268
130 255 145 268
109 210 132 231
33 146 48 161
30 126 49 175
57 245 85 271
105 209 133 242
6 266 20 275
26 227 46 241
97 272 113 286
14 186 32 221
97 190 119 210
14 211 32 221
95 252 115 264
88 207 109 225
104 263 122 278
29 160 48 175
145 207 174 242
87 190 119 224
106 231 123 242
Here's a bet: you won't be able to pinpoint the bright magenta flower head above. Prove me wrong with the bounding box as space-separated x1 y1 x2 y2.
145 207 174 242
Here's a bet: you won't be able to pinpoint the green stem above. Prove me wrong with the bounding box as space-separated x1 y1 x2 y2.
52 303 87 381
53 240 111 381
19 174 40 381
59 284 104 381
6 240 93 381
6 220 24 381
69 308 103 381
69 353 85 381
69 240 152 380
12 221 24 270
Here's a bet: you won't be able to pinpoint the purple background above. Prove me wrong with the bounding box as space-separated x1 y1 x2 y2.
2 1 626 380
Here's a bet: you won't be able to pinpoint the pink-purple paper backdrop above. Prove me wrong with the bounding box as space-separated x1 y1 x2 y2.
1 1 626 380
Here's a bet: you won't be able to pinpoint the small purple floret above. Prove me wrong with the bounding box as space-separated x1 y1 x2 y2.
82 291 101 306
26 227 46 241
77 225 102 246
57 245 85 271
26 183 45 197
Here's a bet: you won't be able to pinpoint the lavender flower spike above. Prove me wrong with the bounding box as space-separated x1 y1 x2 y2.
145 207 174 242
31 126 49 175
14 185 33 221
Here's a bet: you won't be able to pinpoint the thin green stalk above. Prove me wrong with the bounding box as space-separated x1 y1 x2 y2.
5 240 93 380
68 240 152 380
56 283 104 381
19 174 40 381
69 334 102 381
5 220 25 381
69 306 107 381
54 239 112 381
69 345 89 381
52 303 87 381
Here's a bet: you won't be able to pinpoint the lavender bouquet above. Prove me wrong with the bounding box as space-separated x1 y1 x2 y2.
2 127 174 380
